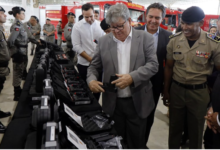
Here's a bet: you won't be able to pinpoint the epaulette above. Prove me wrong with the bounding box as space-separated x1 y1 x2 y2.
207 33 220 42
16 21 21 26
169 32 182 39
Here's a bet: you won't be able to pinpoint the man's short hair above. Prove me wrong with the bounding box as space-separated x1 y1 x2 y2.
82 3 94 11
106 4 130 25
95 10 99 14
59 21 62 23
146 3 166 19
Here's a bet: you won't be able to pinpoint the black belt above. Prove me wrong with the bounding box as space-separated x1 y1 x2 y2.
0 61 9 67
173 80 206 90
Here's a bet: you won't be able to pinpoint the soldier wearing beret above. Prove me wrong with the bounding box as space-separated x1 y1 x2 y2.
64 12 76 64
43 18 55 43
0 6 12 132
23 16 40 80
163 6 220 148
100 18 111 34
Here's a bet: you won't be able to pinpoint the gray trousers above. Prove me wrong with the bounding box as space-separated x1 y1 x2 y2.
113 97 147 148
169 81 210 149
44 35 55 44
13 62 25 87
57 34 62 46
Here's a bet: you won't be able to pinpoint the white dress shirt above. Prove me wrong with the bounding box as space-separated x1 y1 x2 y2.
113 29 132 98
145 25 159 50
71 19 104 66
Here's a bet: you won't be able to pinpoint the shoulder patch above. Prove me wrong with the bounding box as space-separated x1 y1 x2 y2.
169 32 182 39
207 33 220 42
16 21 21 26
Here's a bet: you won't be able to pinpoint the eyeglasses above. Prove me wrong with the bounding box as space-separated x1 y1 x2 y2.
110 20 126 31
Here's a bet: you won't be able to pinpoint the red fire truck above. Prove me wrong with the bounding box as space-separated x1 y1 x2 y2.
43 0 219 41
44 1 146 41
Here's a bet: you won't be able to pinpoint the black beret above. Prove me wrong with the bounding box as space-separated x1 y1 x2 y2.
12 6 25 12
67 12 75 17
0 6 5 12
100 19 110 31
46 18 51 21
182 6 205 23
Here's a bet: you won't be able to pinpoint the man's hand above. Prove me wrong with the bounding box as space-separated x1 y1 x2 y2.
205 112 220 134
47 33 51 36
89 80 105 93
111 74 133 89
162 90 170 106
33 33 36 36
37 40 41 45
205 107 213 129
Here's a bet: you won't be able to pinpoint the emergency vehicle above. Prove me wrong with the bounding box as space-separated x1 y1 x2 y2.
43 1 145 41
41 0 219 42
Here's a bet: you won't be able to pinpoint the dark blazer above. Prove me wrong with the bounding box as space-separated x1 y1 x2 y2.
212 72 220 120
87 28 159 118
135 25 172 95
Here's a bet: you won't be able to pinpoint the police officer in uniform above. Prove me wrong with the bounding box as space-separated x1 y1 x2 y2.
163 6 220 148
56 20 63 46
30 16 41 55
64 12 76 63
22 16 40 80
43 19 55 43
8 7 40 101
0 6 12 132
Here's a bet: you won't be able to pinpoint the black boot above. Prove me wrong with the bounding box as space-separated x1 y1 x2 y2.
0 110 11 119
22 70 28 80
0 121 6 133
14 86 22 101
30 49 34 55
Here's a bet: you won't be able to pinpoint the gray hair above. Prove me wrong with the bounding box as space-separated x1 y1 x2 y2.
106 4 130 25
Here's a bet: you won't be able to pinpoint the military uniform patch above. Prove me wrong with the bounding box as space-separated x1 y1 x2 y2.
15 28 19 31
169 32 182 39
207 33 220 42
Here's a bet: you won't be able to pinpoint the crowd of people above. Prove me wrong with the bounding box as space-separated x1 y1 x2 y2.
0 2 220 149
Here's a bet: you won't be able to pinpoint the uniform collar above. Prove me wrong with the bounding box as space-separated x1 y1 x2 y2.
14 18 21 23
0 25 3 31
179 29 206 45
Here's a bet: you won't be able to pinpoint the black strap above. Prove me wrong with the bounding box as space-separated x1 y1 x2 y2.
173 80 206 90
0 61 9 67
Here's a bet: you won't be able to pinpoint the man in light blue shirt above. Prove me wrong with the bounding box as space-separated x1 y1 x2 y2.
135 2 172 147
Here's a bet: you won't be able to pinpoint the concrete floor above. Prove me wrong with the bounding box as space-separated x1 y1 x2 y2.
0 43 207 148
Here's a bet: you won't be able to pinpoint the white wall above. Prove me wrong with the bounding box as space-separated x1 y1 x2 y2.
0 0 40 36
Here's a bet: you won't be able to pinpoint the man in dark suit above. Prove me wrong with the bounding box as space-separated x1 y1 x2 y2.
135 3 172 146
205 72 220 148
87 3 158 148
